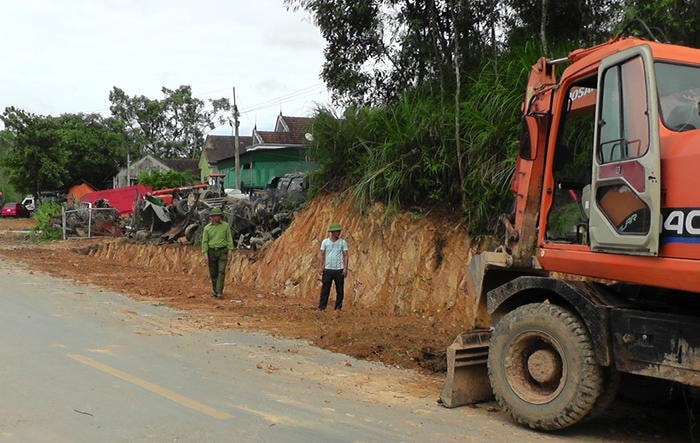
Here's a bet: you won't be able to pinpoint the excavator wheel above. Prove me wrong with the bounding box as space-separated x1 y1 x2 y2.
487 303 603 430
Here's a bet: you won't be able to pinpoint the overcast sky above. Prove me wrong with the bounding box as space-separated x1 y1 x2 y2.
0 0 330 136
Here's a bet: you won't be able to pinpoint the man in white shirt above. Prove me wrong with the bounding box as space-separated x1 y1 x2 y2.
317 222 349 311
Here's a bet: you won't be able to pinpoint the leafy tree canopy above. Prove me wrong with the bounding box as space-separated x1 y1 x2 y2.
621 0 699 47
287 0 502 105
109 85 230 159
0 130 20 201
0 108 128 195
289 0 696 106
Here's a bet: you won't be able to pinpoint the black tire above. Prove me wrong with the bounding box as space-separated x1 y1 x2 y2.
488 303 603 430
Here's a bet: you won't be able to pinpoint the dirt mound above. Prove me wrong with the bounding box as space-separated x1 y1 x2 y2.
0 194 482 372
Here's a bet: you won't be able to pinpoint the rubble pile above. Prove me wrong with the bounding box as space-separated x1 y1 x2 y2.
59 173 308 249
59 199 123 237
128 188 304 249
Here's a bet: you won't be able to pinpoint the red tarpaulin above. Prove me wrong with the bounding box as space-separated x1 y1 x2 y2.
80 184 153 216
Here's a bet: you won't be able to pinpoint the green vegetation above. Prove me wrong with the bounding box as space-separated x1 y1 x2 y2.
0 88 228 198
109 85 230 159
294 0 698 234
0 110 127 194
0 130 20 201
308 44 542 232
137 169 198 190
31 201 63 242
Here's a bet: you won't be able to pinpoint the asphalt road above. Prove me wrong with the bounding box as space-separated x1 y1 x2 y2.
0 256 694 442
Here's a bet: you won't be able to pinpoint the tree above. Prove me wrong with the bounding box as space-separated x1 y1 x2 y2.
0 107 128 195
293 0 699 233
109 85 230 159
60 114 130 189
502 0 624 52
621 0 699 47
0 130 20 201
286 0 500 106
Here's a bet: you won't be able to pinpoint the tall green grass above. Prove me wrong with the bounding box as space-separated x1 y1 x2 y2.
309 44 543 234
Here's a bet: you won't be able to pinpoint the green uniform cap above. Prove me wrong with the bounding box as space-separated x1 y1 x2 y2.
328 222 342 232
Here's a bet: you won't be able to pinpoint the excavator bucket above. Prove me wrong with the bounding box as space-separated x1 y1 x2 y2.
440 251 516 407
440 329 493 407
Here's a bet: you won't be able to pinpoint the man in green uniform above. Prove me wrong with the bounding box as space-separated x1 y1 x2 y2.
201 207 233 298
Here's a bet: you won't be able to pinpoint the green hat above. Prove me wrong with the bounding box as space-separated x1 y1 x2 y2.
328 222 342 232
210 207 223 216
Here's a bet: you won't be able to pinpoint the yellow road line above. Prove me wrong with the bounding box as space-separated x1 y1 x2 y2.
68 354 232 420
232 403 301 426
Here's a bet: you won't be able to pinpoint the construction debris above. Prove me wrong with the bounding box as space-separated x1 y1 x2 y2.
58 173 308 249
60 200 123 239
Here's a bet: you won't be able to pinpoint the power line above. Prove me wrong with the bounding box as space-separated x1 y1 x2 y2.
240 84 327 114
84 83 329 120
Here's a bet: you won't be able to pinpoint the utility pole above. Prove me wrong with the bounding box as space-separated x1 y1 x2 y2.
232 87 241 190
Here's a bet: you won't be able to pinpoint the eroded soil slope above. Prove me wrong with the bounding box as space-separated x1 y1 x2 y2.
0 194 479 372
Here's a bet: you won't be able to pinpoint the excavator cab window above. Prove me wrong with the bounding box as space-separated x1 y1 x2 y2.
598 56 650 163
656 62 700 132
547 77 596 243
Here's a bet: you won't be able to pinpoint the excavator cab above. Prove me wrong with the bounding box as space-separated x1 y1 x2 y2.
545 45 662 255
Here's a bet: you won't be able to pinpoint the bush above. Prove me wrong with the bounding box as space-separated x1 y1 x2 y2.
31 201 62 242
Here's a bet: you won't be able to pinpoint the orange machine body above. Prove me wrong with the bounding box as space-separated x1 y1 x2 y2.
511 37 700 292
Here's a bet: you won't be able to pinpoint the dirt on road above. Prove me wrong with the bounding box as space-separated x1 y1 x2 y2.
0 197 469 376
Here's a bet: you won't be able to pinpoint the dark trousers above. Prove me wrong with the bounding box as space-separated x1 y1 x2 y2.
318 269 345 310
207 247 228 293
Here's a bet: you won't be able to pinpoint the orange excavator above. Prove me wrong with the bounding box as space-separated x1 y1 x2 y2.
441 29 700 430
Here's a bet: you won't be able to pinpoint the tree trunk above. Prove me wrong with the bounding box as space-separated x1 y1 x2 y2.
541 0 548 55
451 5 466 210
